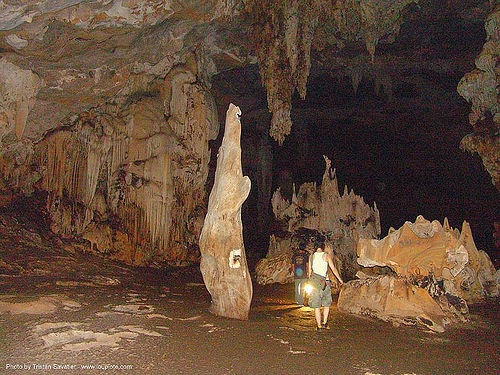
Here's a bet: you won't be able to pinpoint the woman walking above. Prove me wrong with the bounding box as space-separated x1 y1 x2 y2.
307 241 344 330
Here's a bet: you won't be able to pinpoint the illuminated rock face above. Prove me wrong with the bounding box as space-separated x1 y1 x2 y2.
357 216 499 302
199 103 252 320
338 274 453 332
338 216 499 331
458 5 500 191
255 156 380 285
29 63 219 266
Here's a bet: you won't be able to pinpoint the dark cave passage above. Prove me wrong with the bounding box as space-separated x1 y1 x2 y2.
211 64 500 261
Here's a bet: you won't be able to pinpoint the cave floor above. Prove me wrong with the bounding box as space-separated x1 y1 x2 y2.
0 223 499 375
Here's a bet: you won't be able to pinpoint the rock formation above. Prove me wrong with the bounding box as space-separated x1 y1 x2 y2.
199 103 252 320
0 0 496 268
458 5 500 191
338 273 455 332
3 61 219 266
338 215 499 331
244 0 418 144
255 156 380 284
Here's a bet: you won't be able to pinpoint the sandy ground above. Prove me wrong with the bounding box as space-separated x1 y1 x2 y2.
0 211 499 375
1 262 499 375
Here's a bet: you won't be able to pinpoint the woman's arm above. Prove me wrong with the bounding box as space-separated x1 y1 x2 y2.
326 254 343 284
307 254 312 278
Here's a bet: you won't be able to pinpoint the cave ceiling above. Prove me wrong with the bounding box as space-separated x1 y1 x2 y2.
0 0 493 142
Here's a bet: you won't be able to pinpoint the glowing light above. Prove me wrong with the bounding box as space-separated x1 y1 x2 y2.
304 283 314 295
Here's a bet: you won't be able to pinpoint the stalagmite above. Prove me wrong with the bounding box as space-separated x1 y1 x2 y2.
256 155 380 284
199 103 252 320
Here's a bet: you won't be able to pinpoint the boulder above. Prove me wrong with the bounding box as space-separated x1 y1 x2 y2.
358 215 499 302
339 215 499 331
338 274 452 332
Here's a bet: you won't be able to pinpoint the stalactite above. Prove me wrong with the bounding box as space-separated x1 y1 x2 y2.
245 0 417 144
28 61 218 266
245 0 323 145
350 67 363 94
458 5 500 191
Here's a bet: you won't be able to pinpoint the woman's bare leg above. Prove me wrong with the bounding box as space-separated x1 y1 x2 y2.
314 308 322 327
322 306 330 325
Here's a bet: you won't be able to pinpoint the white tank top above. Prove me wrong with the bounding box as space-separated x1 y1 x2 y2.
312 252 328 278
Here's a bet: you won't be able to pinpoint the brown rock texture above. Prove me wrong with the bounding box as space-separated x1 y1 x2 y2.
338 273 453 332
458 5 500 191
255 156 380 284
199 103 252 320
0 0 496 268
357 215 499 302
4 61 219 266
338 215 499 331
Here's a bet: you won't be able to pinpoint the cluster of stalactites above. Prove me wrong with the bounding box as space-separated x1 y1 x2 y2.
39 110 125 236
245 0 323 145
348 61 394 101
331 0 419 62
36 65 219 264
245 0 417 144
457 5 500 191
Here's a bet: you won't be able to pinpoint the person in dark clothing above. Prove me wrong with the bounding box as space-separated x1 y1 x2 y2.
292 245 309 305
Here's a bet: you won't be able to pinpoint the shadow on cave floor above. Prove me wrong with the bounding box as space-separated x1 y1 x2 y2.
1 216 499 375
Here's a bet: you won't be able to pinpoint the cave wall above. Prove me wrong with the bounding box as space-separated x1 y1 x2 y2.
458 5 500 191
2 60 219 265
0 0 497 266
275 73 500 256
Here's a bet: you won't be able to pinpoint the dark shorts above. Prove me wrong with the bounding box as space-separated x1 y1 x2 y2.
308 273 332 308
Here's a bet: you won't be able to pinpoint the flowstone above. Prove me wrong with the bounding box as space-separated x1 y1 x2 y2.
28 62 219 266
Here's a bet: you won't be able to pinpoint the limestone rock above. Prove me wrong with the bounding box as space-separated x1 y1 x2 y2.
0 0 494 272
0 59 42 142
273 156 380 241
256 156 380 284
358 215 499 302
23 63 220 266
457 5 500 191
338 274 452 332
245 0 418 143
199 103 252 320
338 215 498 331
255 251 294 285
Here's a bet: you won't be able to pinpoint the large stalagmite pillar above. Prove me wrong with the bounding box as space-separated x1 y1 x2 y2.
199 103 252 320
